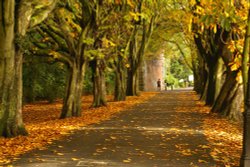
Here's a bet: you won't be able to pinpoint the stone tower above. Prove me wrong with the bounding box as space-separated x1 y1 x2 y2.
142 54 165 91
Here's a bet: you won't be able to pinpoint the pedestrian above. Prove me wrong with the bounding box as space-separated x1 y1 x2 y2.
157 79 161 91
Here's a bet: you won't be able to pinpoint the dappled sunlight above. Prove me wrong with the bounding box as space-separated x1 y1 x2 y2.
203 113 242 166
80 126 204 135
0 92 157 165
0 0 248 166
173 91 243 166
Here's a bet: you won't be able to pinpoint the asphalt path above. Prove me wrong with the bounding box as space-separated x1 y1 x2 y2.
10 90 218 167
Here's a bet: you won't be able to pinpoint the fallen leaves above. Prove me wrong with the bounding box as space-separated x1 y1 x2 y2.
0 92 157 165
56 153 64 156
202 111 242 166
174 92 243 166
198 159 208 163
110 136 117 140
0 91 243 166
123 158 132 163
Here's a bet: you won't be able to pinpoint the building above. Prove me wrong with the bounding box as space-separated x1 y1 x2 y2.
141 53 165 91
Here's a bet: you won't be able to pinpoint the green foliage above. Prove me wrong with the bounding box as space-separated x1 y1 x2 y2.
82 38 95 45
23 59 66 103
105 70 115 95
82 67 93 94
165 74 178 86
82 66 115 95
170 57 192 82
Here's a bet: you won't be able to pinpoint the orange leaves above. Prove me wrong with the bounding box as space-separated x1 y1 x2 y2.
176 92 242 166
0 92 157 165
203 113 242 166
175 144 194 156
114 0 121 4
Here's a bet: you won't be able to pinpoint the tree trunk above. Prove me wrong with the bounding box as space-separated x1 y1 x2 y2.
194 29 228 105
214 57 225 101
211 70 237 113
14 49 27 132
192 58 200 93
126 25 138 96
126 17 153 96
193 55 205 94
60 62 87 118
193 36 211 101
242 8 250 100
205 62 217 105
91 59 107 107
222 84 243 121
114 57 126 101
210 27 242 121
200 57 220 106
193 71 200 93
126 68 138 96
200 63 209 101
0 0 27 137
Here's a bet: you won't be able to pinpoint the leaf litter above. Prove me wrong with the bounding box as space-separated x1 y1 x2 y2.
0 92 157 165
197 97 242 166
0 91 243 166
175 92 242 166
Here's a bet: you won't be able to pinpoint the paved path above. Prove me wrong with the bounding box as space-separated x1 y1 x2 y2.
11 91 217 167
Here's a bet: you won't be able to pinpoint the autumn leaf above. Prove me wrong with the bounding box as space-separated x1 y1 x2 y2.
56 153 64 156
110 136 117 140
123 158 132 163
127 0 134 8
198 159 208 163
71 158 79 161
0 93 157 165
201 105 242 166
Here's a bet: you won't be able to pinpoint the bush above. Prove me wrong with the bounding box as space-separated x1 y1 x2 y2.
23 59 66 103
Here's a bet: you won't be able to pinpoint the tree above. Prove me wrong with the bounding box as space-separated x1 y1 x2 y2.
242 2 250 102
33 0 96 118
0 0 56 137
89 1 114 107
126 0 156 96
0 0 25 137
191 0 247 121
241 3 250 166
111 4 133 101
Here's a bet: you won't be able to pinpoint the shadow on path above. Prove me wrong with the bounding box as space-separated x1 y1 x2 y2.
11 91 217 167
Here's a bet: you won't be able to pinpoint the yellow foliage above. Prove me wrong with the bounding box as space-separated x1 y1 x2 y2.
129 12 140 21
125 63 130 68
230 63 238 71
236 71 243 83
48 51 60 59
127 0 135 8
102 37 116 48
189 0 196 6
229 53 242 72
227 41 236 53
